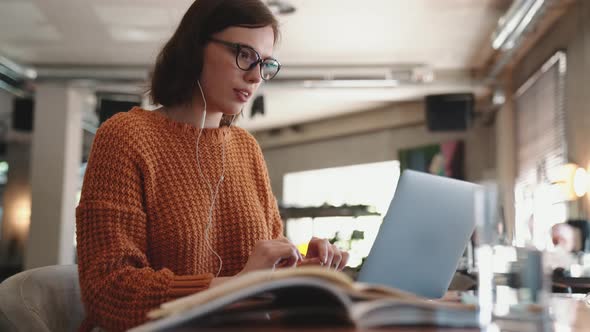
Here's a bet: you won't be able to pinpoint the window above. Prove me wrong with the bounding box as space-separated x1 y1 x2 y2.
283 161 400 267
514 51 568 248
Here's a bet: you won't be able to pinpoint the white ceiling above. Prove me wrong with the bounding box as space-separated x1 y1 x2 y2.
0 0 511 131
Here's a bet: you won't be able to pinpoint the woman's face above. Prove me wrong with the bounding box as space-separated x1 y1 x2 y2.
200 25 275 115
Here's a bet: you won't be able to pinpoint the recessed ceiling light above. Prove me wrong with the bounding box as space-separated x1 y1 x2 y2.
109 27 168 42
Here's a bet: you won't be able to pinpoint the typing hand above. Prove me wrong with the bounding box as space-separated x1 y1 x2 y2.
304 237 349 271
296 257 324 267
239 238 303 275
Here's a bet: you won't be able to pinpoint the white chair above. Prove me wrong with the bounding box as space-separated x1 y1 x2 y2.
0 264 85 332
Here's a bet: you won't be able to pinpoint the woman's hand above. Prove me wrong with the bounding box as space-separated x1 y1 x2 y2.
303 237 349 271
238 238 303 275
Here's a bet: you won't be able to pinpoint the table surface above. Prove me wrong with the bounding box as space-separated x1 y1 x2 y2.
168 296 590 332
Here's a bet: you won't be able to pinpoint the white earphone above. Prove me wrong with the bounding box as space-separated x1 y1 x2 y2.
195 80 225 277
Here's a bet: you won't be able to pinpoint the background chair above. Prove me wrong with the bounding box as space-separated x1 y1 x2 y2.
0 264 85 332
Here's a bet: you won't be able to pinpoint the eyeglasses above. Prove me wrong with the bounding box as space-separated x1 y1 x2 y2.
209 38 281 81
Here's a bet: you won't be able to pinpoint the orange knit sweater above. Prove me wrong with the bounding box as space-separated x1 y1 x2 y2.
75 107 283 332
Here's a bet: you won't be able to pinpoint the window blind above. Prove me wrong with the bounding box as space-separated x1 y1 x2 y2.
514 51 567 246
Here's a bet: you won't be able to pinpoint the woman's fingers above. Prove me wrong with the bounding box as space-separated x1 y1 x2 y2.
271 244 301 267
304 238 350 271
336 251 349 271
276 237 304 261
297 257 323 266
307 237 330 265
330 244 342 270
240 239 304 274
324 244 335 269
243 238 349 274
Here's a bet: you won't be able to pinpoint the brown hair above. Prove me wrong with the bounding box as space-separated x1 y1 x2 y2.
150 0 279 108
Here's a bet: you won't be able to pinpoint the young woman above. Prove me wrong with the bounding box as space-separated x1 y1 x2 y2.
75 0 348 331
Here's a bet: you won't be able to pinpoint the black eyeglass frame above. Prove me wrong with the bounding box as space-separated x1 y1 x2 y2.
209 38 281 80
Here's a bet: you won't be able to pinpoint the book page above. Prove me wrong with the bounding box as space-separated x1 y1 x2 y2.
149 267 354 319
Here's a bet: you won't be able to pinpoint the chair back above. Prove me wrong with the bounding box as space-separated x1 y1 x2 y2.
0 264 85 332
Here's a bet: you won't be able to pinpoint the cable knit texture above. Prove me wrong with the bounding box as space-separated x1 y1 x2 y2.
76 107 283 332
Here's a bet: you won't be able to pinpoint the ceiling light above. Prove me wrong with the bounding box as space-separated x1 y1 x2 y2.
492 88 506 106
491 0 546 51
109 27 164 42
492 0 532 49
0 55 37 80
302 79 399 89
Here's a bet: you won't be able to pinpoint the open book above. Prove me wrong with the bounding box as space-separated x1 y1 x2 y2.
129 267 478 332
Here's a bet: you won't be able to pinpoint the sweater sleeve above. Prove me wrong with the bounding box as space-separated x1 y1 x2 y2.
252 142 284 239
76 119 213 332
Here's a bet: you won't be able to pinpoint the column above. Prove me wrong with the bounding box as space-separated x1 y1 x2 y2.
496 76 517 244
24 83 84 269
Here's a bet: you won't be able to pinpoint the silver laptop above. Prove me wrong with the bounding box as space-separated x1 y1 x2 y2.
357 170 479 298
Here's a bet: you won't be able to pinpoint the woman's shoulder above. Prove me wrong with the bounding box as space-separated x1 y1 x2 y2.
98 106 150 130
230 126 263 152
92 108 162 155
95 107 159 140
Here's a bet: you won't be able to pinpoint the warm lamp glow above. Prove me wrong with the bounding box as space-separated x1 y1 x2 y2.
573 167 588 198
548 163 587 201
12 197 31 239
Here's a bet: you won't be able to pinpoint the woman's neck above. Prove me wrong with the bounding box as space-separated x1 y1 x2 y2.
160 101 223 129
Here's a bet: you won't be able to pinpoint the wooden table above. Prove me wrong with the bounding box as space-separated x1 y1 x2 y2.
169 297 590 332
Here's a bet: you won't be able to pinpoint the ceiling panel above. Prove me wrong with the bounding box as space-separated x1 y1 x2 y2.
92 4 178 28
0 1 47 26
0 0 509 129
0 0 508 68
